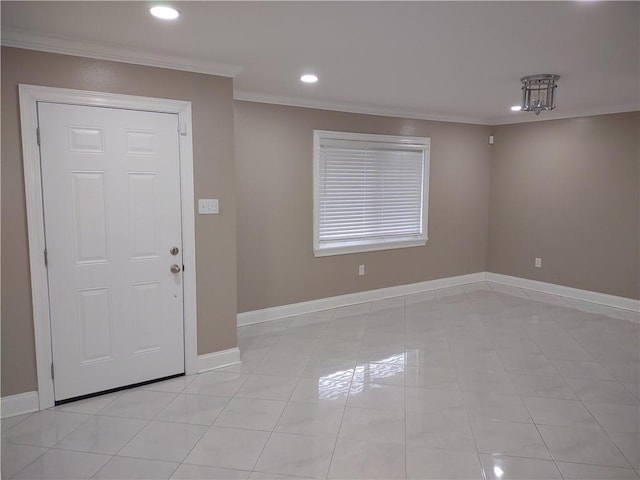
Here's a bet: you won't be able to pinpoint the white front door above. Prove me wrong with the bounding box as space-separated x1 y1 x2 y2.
38 102 185 401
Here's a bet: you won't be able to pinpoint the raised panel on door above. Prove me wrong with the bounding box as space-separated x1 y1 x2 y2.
38 102 185 401
76 287 113 364
71 171 110 264
130 281 163 354
129 172 160 260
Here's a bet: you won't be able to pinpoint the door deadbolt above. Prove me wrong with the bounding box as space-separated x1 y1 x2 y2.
170 264 181 274
170 246 179 256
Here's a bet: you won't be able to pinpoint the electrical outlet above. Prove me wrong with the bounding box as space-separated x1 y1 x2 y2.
358 265 365 276
535 257 542 268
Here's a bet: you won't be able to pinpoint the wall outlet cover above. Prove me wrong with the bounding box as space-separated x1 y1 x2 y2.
198 198 219 214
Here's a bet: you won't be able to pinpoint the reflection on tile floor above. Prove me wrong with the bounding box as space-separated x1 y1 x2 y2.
2 282 639 479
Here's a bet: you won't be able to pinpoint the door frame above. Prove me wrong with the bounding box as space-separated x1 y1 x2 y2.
19 84 198 409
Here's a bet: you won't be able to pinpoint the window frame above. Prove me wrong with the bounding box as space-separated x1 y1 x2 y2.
313 130 430 257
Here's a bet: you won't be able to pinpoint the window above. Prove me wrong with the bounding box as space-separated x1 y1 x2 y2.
313 130 430 257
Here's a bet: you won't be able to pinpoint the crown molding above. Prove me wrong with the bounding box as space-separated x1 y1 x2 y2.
490 104 640 126
1 28 243 78
3 28 635 123
234 90 489 125
235 91 639 126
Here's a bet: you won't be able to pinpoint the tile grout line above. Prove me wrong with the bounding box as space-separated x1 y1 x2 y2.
439 287 488 480
321 305 348 480
403 293 408 480
324 302 371 479
7 406 102 477
248 306 338 478
144 380 216 479
580 400 637 469
5 445 50 479
488 282 627 474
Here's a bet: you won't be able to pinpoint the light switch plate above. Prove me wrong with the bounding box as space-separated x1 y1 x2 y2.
198 199 219 214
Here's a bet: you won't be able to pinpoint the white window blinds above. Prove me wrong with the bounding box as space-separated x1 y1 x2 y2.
314 131 430 256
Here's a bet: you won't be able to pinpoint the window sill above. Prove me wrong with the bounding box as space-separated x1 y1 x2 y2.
313 237 427 257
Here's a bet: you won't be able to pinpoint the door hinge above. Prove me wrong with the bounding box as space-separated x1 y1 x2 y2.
36 127 41 146
179 122 187 136
44 249 48 267
50 362 54 380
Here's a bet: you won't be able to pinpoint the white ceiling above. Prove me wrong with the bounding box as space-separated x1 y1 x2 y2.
2 1 638 124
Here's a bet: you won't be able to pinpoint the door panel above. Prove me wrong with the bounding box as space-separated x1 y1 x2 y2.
71 171 109 263
38 102 185 401
77 287 112 364
130 281 163 353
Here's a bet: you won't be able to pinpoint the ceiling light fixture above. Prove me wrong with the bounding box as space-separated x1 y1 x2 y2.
520 74 560 115
150 6 180 20
300 74 318 84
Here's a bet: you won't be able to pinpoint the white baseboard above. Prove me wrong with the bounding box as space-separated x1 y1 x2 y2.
197 348 241 373
237 272 487 326
486 272 640 313
1 391 39 418
238 271 640 327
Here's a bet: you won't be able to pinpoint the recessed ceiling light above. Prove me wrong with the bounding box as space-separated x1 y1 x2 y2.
300 74 318 84
150 6 179 20
510 105 522 111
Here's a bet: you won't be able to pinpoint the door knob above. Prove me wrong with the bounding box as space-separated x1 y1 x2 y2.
170 246 179 256
170 264 181 274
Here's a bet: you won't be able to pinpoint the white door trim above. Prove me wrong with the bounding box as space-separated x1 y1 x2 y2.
18 84 198 410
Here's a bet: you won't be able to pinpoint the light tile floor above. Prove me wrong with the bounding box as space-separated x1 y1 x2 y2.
2 282 639 479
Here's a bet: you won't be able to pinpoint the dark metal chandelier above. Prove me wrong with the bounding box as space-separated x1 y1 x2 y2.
521 74 560 115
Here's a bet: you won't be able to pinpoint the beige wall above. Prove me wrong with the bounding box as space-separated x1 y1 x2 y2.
1 47 238 396
235 101 492 312
488 112 640 300
3 47 637 399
